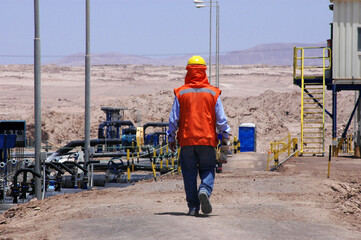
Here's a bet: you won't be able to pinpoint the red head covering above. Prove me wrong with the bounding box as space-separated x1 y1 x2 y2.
185 65 209 87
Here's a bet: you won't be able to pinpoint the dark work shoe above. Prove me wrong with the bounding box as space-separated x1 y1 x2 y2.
198 191 212 214
187 208 199 216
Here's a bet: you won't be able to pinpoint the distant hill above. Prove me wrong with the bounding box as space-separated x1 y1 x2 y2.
221 42 326 65
50 42 326 66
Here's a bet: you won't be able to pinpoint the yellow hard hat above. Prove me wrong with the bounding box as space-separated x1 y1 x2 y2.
187 55 206 66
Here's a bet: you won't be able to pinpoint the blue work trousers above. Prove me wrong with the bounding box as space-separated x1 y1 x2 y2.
180 145 216 211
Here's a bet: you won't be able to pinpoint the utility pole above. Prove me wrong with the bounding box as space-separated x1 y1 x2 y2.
34 0 42 200
84 0 91 187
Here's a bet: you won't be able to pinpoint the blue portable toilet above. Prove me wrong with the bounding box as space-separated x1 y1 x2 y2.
238 123 256 152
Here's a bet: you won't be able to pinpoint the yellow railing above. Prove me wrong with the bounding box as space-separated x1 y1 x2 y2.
293 46 331 155
266 133 299 171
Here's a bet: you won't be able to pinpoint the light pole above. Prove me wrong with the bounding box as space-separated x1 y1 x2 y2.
34 0 42 200
84 0 91 188
194 0 220 88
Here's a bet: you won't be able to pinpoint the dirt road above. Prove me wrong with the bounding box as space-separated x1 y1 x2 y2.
1 153 361 239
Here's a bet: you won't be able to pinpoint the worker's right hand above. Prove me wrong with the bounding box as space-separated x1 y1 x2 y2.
220 137 230 163
169 141 177 152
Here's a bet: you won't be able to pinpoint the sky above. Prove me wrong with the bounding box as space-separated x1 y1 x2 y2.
0 0 333 64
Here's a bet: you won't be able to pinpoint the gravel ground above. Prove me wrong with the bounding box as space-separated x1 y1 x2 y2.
0 152 360 240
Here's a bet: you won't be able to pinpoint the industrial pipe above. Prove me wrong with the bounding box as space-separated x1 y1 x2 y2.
47 138 122 161
12 168 41 203
98 120 134 139
143 122 168 140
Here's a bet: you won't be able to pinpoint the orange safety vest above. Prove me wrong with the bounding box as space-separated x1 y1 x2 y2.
174 65 221 147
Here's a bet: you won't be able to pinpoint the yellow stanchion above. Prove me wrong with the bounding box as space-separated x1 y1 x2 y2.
127 149 131 182
160 146 163 170
166 146 169 168
131 143 135 172
177 148 181 174
233 136 238 154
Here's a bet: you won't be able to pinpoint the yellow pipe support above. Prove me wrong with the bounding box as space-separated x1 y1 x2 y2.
159 146 163 170
127 149 131 179
137 151 139 164
166 145 169 167
171 157 175 168
151 161 157 181
238 142 240 153
177 148 181 174
127 160 131 181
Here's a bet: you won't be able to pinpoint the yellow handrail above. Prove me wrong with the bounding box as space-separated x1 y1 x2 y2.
322 47 331 154
266 133 299 171
294 46 331 156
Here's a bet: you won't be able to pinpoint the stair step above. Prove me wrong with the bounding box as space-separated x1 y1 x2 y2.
304 116 322 119
304 107 323 110
304 97 323 100
302 152 324 155
303 92 323 95
305 87 323 89
304 112 323 114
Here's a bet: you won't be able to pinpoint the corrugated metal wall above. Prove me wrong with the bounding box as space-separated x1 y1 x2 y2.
333 0 361 79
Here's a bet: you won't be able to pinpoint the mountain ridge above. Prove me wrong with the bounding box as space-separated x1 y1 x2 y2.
50 42 326 66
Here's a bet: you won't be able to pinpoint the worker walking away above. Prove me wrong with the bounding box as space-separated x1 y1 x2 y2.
167 56 231 216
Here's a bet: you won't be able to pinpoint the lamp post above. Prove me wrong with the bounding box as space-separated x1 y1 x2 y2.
194 0 220 88
34 0 42 200
84 0 91 188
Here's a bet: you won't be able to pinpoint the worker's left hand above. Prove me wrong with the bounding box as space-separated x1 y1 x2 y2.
169 141 177 152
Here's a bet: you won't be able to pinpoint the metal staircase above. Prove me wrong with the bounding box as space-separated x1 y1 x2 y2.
294 47 331 156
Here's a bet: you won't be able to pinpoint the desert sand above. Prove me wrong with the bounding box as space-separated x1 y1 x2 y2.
0 64 356 150
0 64 360 239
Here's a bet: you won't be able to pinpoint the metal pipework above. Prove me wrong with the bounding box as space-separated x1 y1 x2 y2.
98 120 134 139
12 168 41 203
143 122 169 141
47 138 122 161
